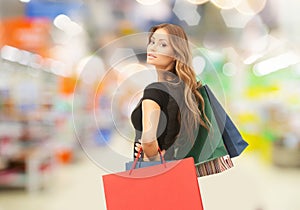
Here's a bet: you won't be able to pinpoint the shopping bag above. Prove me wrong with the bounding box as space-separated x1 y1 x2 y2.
102 157 203 210
195 154 234 177
180 85 228 165
203 85 248 157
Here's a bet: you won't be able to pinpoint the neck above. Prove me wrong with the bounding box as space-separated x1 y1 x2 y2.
157 69 178 82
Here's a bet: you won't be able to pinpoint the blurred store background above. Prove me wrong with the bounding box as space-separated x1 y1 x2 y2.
0 0 300 210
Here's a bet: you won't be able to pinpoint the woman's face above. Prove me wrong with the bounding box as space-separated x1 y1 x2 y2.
147 28 175 71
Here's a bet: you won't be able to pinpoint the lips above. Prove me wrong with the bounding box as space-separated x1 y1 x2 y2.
147 53 157 58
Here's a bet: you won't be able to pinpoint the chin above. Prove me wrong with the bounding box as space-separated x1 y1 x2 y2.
146 60 156 65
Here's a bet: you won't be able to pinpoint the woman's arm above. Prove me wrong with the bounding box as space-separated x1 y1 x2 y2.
141 99 161 160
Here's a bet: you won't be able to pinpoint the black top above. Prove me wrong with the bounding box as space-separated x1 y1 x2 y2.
131 81 184 160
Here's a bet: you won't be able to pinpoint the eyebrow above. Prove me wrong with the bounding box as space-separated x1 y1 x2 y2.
151 36 168 41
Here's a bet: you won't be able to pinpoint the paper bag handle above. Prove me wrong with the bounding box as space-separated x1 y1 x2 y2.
129 147 166 175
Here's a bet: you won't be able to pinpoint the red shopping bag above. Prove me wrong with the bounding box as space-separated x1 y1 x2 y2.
102 157 203 210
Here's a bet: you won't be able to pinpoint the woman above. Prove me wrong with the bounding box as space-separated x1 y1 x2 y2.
131 23 210 161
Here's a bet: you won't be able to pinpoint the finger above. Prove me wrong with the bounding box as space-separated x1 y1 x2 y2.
135 144 142 149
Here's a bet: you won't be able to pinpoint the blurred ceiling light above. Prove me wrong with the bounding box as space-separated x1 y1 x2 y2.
53 14 83 36
173 0 201 26
222 62 237 76
235 0 267 16
18 50 31 66
54 14 70 29
210 0 240 10
136 0 160 5
244 35 283 63
49 59 68 77
192 56 206 75
19 0 30 2
243 53 263 64
1 45 21 62
1 46 46 69
187 0 209 5
253 52 300 76
220 8 253 28
29 54 43 69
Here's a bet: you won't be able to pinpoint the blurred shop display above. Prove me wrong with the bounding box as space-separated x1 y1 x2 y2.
240 65 300 166
0 0 89 192
266 99 300 168
25 0 83 20
0 61 80 191
272 133 300 168
0 66 56 191
0 17 52 57
0 64 84 192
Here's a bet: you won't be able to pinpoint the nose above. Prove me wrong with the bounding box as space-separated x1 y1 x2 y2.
148 43 157 52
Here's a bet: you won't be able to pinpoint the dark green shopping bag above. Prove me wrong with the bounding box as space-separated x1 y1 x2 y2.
181 85 229 165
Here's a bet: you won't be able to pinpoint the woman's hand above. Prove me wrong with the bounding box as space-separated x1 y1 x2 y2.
134 141 142 158
134 140 165 161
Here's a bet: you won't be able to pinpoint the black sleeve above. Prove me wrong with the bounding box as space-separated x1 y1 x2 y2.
142 82 168 108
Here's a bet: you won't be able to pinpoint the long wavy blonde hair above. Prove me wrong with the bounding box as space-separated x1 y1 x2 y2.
148 23 210 141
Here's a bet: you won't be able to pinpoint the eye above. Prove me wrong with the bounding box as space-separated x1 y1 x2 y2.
158 41 168 47
149 40 155 45
160 43 167 47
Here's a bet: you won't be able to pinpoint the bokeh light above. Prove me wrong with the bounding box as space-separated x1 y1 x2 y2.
220 8 254 28
210 0 240 9
222 62 237 76
235 0 267 15
187 0 209 5
192 56 206 75
173 0 201 26
136 0 161 5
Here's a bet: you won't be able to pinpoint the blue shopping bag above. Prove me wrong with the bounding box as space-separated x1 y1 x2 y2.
203 85 248 157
